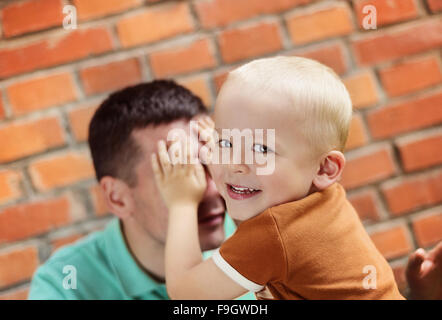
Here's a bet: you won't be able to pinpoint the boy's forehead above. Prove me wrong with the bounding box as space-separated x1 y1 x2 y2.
214 82 311 151
215 86 303 129
217 77 295 110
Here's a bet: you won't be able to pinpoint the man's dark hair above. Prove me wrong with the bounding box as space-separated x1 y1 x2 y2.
88 80 208 187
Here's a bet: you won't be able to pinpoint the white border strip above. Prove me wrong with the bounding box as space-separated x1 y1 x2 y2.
212 249 264 292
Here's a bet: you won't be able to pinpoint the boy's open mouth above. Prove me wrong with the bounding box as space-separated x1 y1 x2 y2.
226 183 262 200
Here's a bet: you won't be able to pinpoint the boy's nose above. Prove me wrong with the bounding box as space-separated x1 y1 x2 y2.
228 163 250 175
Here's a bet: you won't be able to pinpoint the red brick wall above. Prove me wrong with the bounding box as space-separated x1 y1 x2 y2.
0 0 441 299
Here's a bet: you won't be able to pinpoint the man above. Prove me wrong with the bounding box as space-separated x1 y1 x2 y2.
28 80 441 300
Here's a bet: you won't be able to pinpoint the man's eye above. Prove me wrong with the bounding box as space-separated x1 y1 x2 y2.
253 144 270 153
218 139 232 148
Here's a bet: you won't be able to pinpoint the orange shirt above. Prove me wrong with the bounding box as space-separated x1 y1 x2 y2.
212 183 404 300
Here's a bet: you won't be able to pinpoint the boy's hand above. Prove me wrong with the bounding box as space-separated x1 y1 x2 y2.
151 139 207 210
194 115 216 165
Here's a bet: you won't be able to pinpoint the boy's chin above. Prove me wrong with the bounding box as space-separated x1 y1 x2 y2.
226 209 261 224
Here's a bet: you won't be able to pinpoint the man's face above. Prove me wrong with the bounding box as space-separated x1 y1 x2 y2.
129 119 226 251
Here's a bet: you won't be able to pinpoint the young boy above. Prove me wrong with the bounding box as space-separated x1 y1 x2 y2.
151 56 404 299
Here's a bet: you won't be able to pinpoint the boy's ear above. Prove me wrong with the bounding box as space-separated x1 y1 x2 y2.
312 151 346 191
99 176 135 219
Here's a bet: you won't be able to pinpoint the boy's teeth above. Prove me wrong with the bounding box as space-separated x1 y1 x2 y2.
231 185 257 193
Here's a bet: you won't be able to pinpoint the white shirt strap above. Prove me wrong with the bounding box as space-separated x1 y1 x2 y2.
212 248 264 292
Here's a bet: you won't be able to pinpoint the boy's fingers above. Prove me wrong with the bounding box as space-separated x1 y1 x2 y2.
198 125 216 149
194 162 206 186
197 116 214 134
158 140 172 174
201 118 214 131
185 140 194 175
199 142 213 165
199 115 214 127
169 140 183 166
175 140 187 173
201 128 213 142
204 116 215 129
151 153 162 183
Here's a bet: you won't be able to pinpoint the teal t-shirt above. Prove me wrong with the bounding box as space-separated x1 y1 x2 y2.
28 215 255 300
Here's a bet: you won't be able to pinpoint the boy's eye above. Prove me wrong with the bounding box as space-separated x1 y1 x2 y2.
218 139 232 148
253 144 270 153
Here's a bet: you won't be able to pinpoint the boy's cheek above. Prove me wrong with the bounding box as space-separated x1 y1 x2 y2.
207 163 220 180
207 165 225 190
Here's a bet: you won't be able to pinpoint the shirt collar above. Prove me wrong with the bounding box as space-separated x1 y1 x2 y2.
270 182 343 215
104 218 166 299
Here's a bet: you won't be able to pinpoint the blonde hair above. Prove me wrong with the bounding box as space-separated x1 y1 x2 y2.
224 56 353 157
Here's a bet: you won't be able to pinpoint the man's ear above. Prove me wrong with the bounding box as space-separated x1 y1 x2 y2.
312 151 346 191
99 176 135 219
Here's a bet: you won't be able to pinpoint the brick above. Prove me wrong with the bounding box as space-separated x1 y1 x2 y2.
213 69 231 93
7 72 77 115
397 130 442 172
293 42 348 75
412 210 442 247
382 171 442 216
1 0 63 38
0 91 4 120
29 151 95 191
343 71 379 109
379 54 442 97
345 114 368 150
74 0 142 20
0 117 65 164
214 45 346 86
369 225 412 260
347 189 381 222
427 0 442 12
286 2 354 45
354 0 419 29
80 58 142 96
0 246 39 289
0 286 29 300
340 146 396 189
51 233 84 251
194 0 311 28
0 27 114 79
0 170 22 206
0 195 80 243
90 184 109 216
117 2 194 48
218 21 283 63
367 91 442 139
150 39 216 77
352 19 442 66
68 103 98 142
178 76 213 109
